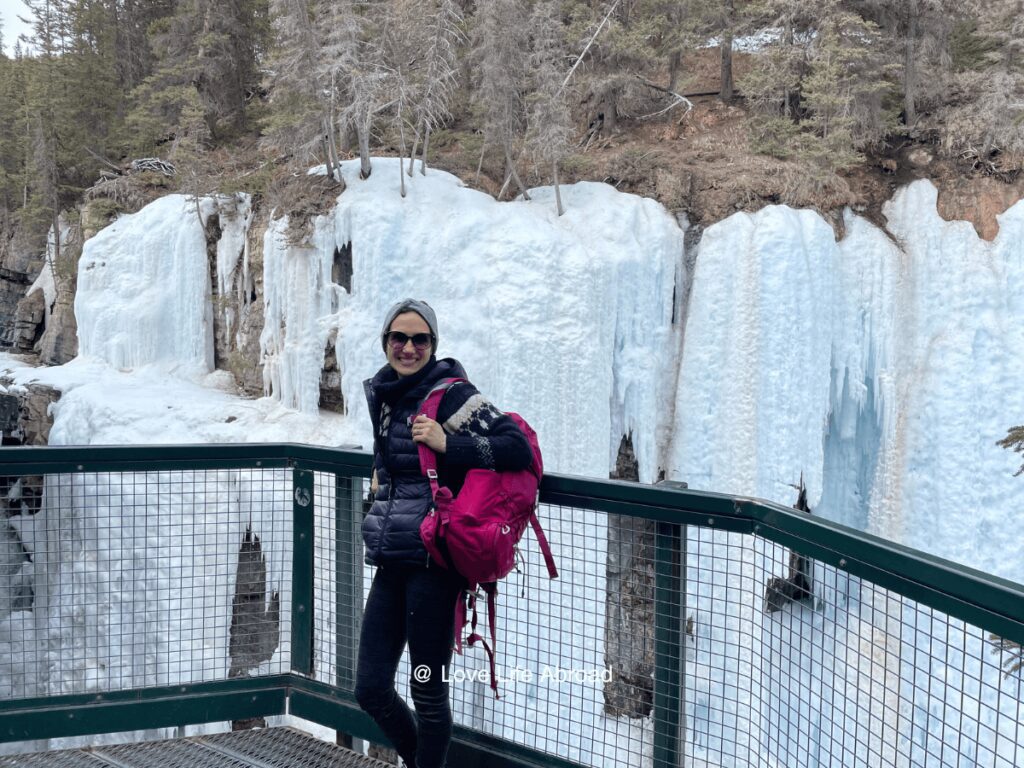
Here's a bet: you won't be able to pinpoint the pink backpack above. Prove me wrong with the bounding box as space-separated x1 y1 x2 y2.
416 378 558 697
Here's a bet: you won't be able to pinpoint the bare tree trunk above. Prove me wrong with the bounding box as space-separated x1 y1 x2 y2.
357 119 372 179
475 139 487 185
321 117 337 181
783 18 794 118
904 0 919 127
720 32 734 103
49 212 61 300
339 121 354 154
420 125 431 175
553 161 564 216
668 51 681 94
504 146 530 200
601 88 619 133
321 136 335 181
329 129 342 178
408 124 421 177
603 434 655 719
398 116 407 198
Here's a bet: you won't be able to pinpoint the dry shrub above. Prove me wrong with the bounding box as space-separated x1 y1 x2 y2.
264 171 345 245
654 168 688 211
775 164 855 211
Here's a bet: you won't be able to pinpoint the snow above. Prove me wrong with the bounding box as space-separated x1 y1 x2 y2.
1 164 1023 766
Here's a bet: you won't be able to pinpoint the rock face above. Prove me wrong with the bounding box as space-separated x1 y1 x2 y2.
36 293 78 365
222 200 265 399
0 394 18 436
936 175 1024 241
0 378 61 446
1 213 81 364
228 525 279 677
6 290 45 353
0 230 45 352
320 335 344 414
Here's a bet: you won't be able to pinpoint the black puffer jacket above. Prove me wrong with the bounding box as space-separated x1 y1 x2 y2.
363 357 533 567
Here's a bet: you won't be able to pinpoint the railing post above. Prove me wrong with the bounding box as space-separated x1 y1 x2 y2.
335 472 366 751
291 466 315 676
653 520 687 768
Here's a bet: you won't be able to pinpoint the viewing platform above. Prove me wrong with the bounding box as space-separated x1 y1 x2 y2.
0 727 390 768
1 444 1022 767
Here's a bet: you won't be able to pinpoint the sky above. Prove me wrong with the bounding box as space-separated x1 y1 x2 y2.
0 0 33 55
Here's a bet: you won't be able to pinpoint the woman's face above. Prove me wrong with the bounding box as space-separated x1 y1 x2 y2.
385 311 434 377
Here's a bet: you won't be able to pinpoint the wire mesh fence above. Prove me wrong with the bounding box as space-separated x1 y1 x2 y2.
0 467 293 703
311 488 1024 768
1 450 1023 768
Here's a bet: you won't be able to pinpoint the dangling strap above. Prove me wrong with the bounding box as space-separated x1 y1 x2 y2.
530 510 559 579
464 583 501 699
416 377 467 500
453 590 468 655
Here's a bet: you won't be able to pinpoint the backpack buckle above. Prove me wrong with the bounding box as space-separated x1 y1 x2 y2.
427 469 438 480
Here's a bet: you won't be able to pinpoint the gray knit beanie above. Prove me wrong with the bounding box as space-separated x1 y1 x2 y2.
380 298 439 351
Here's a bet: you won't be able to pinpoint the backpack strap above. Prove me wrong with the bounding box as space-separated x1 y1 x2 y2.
464 584 501 698
416 377 467 499
453 590 467 655
530 510 559 579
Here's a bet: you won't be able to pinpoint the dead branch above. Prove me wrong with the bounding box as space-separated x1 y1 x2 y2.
561 0 621 94
635 76 694 120
84 147 122 174
130 157 177 177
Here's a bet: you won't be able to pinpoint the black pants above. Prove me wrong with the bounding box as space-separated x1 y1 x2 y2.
355 564 465 768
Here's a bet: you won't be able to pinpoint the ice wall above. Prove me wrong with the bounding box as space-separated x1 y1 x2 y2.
261 159 682 481
670 181 1024 580
669 180 1024 767
75 195 217 374
882 182 1024 572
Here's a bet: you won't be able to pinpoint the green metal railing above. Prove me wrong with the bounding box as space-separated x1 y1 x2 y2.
0 444 1022 767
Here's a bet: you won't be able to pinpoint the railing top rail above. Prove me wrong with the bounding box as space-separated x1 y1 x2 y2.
2 442 1022 642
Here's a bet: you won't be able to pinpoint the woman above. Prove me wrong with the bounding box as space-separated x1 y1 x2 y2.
355 298 531 768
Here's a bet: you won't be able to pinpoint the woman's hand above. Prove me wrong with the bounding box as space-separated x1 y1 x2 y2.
411 414 447 453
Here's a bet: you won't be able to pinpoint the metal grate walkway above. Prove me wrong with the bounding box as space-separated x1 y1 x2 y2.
0 727 394 768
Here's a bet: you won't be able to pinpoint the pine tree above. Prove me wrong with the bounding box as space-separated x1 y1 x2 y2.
20 0 66 238
739 0 812 157
128 0 267 157
678 0 754 103
743 2 897 171
526 1 572 215
564 0 669 132
322 0 377 179
0 31 20 221
380 0 419 196
999 425 1024 477
473 0 530 199
939 1 1024 170
851 0 960 129
799 8 895 170
111 0 175 93
60 0 127 178
262 0 335 171
408 0 463 175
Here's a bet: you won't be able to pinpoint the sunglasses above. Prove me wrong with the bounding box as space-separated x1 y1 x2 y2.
385 331 434 351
